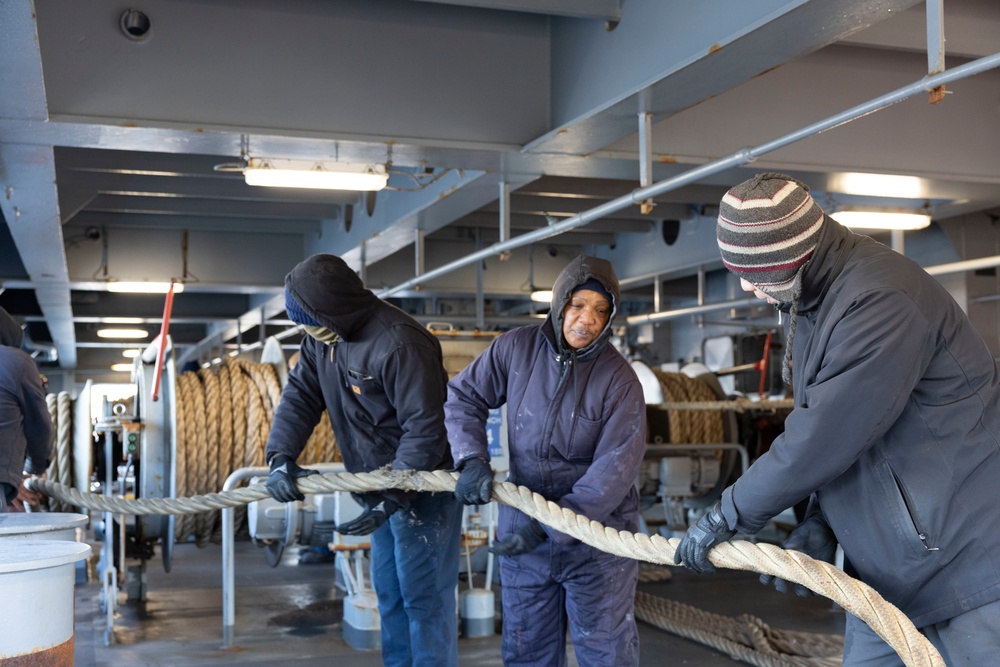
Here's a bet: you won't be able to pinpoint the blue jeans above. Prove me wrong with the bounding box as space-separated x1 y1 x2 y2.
370 491 462 667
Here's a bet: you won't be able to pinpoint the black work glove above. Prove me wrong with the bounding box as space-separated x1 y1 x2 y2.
454 457 494 505
337 495 399 536
265 454 319 503
489 519 548 556
673 502 737 574
760 514 837 596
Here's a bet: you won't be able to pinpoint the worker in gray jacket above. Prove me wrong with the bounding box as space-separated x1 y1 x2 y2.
447 255 646 667
264 254 461 667
675 173 1000 666
0 305 52 512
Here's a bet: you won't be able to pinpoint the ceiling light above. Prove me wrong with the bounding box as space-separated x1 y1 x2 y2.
829 172 927 199
122 349 141 358
106 281 184 294
110 363 134 372
531 289 553 303
97 328 149 339
244 158 388 191
831 210 931 230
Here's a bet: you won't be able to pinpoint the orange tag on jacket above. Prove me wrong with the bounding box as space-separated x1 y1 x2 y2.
351 384 361 394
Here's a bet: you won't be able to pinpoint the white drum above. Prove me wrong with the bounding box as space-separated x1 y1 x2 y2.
0 512 87 542
0 540 92 665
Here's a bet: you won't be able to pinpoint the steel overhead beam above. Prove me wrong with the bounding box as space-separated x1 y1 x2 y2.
409 0 619 20
377 51 1000 299
529 0 924 156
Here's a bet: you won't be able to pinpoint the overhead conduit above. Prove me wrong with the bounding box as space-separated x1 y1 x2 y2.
374 51 1000 327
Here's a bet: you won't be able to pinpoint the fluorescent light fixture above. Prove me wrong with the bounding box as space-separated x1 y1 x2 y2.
122 349 141 358
106 281 184 294
829 172 927 199
110 363 134 372
244 158 388 191
530 289 553 303
97 328 150 339
831 210 931 230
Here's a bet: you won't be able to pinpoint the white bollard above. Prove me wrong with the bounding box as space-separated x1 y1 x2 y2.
0 540 92 665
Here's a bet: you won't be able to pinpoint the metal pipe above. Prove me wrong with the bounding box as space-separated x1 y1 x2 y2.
375 51 1000 299
498 181 510 245
626 298 756 325
221 462 346 648
923 254 1000 277
628 248 1000 325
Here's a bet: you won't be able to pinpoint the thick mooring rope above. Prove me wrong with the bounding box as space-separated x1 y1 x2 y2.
634 591 841 667
654 371 726 444
44 391 75 513
28 469 943 667
171 358 336 544
659 398 795 413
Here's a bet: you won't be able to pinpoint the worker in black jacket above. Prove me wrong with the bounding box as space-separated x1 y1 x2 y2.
0 305 52 513
265 254 461 667
676 173 1000 666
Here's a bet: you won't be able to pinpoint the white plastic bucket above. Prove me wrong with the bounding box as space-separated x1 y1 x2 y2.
0 540 91 665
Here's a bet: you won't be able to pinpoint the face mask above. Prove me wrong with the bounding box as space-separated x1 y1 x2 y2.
301 325 341 346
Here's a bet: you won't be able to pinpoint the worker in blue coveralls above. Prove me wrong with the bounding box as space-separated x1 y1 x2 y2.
446 255 647 667
264 253 462 667
675 173 1000 666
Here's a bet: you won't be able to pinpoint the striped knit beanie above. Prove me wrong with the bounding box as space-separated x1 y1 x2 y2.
717 173 824 304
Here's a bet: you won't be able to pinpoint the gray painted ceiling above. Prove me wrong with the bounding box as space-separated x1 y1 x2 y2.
2 0 999 386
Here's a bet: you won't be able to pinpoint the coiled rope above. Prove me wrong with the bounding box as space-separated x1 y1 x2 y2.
170 358 336 545
634 591 841 667
28 469 943 667
654 371 726 444
44 391 74 513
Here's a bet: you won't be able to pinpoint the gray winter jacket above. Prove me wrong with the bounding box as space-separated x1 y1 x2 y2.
722 217 1000 626
0 306 52 496
266 255 452 506
446 256 647 545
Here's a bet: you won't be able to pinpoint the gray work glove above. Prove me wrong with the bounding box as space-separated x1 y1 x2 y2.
454 457 494 505
337 494 399 536
673 502 737 574
760 514 837 596
489 519 548 556
265 454 319 503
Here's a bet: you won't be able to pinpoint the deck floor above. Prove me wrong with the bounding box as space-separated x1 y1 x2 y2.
70 535 846 666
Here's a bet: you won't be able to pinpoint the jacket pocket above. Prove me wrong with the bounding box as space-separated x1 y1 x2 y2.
887 466 937 552
553 415 602 463
345 368 379 397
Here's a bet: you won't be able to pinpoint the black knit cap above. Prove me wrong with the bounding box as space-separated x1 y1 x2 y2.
716 173 824 303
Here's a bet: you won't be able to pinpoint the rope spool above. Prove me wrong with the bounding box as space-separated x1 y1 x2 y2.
170 357 338 545
44 391 75 513
651 371 726 444
28 470 944 667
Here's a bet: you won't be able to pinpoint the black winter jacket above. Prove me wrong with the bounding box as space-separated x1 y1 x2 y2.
0 306 52 495
265 255 452 505
722 217 1000 626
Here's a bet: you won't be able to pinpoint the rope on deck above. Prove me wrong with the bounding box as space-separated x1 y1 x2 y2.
28 468 943 667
